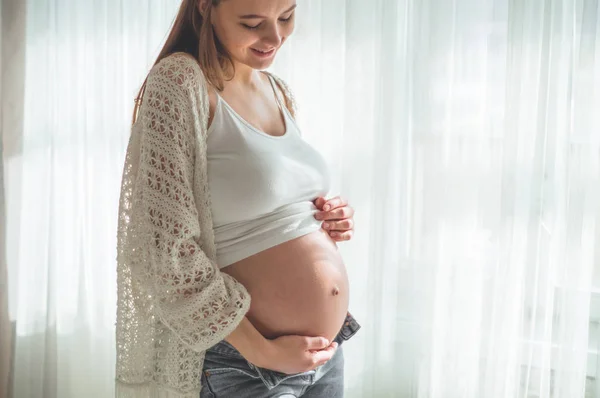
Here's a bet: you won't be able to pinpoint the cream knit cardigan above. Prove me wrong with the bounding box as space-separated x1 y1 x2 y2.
116 53 297 398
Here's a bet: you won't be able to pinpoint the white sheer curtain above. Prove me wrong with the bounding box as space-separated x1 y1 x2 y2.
3 0 599 397
3 1 182 397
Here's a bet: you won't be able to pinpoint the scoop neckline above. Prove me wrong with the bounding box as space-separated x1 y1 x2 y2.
216 95 290 140
214 73 290 140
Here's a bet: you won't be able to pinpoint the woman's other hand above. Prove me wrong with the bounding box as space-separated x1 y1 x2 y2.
257 335 338 374
313 196 355 242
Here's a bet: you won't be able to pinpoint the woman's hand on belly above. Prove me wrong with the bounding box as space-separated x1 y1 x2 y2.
314 196 355 242
256 335 339 374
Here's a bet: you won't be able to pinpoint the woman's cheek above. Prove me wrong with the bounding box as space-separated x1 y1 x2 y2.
229 32 257 51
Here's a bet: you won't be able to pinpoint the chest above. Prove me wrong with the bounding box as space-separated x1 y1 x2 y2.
220 95 286 138
205 119 330 227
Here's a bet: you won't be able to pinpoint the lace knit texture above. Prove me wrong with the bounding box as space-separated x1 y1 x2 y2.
116 53 297 397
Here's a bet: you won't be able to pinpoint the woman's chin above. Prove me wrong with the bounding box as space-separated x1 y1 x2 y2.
249 59 275 71
242 52 277 70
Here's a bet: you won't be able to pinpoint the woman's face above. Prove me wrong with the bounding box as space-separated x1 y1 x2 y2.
209 0 296 71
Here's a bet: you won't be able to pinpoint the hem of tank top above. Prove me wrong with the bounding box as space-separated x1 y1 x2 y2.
216 223 324 269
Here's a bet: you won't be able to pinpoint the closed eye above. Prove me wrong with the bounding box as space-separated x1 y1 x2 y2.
279 12 294 23
242 23 262 30
241 12 295 30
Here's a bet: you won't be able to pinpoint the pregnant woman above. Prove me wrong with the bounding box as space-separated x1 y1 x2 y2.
116 1 360 397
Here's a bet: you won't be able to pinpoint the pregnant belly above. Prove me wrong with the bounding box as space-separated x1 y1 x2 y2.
221 228 349 343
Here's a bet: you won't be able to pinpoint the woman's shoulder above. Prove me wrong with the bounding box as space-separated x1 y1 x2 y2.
148 52 207 90
263 72 297 119
135 52 210 132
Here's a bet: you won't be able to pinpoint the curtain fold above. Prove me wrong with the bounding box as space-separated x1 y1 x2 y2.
2 0 27 397
2 0 599 397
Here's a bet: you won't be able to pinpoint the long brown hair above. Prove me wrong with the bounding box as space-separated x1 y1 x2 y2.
132 0 233 124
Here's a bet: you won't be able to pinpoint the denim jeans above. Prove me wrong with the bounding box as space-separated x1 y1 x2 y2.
200 313 361 398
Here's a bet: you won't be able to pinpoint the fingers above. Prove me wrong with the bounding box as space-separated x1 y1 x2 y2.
316 205 355 221
317 205 355 242
309 342 339 366
330 230 354 241
322 219 354 231
322 196 345 212
313 197 327 210
304 336 330 350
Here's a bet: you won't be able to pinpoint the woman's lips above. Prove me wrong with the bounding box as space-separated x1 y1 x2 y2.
251 48 275 58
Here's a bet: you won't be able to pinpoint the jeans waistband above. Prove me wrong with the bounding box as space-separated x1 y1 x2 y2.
333 312 361 345
206 312 361 389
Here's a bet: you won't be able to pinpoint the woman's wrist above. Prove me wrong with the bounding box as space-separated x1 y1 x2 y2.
224 316 272 367
249 338 275 368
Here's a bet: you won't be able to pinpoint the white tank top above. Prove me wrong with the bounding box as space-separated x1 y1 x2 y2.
206 74 331 268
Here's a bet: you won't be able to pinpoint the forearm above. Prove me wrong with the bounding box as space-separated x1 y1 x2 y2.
225 316 271 367
225 317 338 375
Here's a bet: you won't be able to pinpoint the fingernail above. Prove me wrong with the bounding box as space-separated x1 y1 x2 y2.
323 222 330 229
315 213 322 220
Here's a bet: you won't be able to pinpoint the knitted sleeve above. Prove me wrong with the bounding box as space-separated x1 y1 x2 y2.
117 55 251 353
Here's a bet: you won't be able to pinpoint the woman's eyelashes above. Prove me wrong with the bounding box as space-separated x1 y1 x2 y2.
241 23 261 30
241 13 294 30
279 13 295 24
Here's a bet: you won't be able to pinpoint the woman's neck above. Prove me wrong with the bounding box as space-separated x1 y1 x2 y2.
226 61 263 89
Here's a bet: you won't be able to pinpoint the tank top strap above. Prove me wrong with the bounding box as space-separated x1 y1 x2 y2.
265 73 287 115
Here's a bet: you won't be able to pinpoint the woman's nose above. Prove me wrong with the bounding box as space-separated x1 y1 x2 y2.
262 23 282 48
